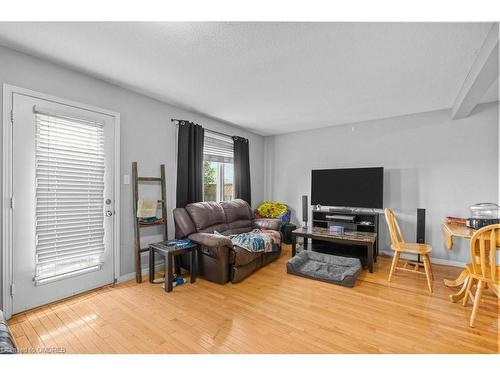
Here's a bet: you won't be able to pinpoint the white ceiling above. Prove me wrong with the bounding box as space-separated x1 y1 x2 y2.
0 22 495 135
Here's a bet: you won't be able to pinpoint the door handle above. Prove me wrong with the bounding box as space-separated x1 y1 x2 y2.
106 210 113 217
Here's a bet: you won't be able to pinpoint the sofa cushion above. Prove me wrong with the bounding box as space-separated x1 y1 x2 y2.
198 223 229 234
226 219 253 233
186 201 226 232
253 218 281 231
220 199 252 222
221 226 254 236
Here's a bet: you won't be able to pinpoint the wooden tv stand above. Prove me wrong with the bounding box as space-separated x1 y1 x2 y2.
307 208 380 269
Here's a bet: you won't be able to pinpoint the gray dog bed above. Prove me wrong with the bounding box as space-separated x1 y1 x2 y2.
286 251 362 287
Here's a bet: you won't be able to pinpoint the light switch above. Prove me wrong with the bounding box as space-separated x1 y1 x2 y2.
123 174 130 185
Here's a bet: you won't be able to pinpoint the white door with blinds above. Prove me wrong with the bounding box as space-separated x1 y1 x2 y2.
11 93 116 314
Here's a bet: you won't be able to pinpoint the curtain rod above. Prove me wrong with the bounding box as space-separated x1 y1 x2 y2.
171 118 234 139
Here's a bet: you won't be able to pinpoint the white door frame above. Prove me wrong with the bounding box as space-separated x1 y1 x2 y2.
2 84 121 319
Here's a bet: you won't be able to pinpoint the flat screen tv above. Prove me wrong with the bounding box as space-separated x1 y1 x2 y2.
311 167 384 209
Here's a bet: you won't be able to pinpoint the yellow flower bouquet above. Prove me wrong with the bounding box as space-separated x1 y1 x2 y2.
256 201 289 219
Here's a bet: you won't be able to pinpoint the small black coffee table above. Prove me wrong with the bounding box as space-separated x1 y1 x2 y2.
149 241 199 292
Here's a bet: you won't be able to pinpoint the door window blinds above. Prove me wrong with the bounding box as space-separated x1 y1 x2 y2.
203 130 234 163
34 108 106 284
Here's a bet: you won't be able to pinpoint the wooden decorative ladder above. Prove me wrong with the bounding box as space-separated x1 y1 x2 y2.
132 162 168 283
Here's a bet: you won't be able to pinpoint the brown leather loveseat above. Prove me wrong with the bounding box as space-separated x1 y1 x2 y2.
173 199 282 283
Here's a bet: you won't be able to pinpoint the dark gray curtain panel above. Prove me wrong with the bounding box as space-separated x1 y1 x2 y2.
232 136 251 205
176 121 204 208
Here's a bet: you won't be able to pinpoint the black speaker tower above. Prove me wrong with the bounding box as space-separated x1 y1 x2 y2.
302 195 308 228
416 208 426 263
416 208 426 243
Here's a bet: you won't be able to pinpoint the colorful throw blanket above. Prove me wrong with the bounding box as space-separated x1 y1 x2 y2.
228 229 280 253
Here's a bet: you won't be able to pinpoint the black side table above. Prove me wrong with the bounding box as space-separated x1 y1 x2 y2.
282 223 297 244
149 241 199 292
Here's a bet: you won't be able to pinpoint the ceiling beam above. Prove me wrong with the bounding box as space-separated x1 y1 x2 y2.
451 23 499 120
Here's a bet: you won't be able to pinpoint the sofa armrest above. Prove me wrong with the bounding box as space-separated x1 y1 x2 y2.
187 232 233 259
188 232 232 247
253 218 281 231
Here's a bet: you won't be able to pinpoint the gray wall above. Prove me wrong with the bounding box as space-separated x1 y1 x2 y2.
264 103 499 264
0 45 266 305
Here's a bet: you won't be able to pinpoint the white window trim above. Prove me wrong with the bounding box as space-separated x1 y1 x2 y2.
217 163 224 202
1 84 121 319
203 160 234 203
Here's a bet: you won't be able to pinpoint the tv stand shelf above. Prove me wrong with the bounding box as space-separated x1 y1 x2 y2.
311 208 380 261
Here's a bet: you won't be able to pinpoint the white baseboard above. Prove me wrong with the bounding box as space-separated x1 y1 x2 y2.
379 250 465 268
116 261 165 283
117 272 137 283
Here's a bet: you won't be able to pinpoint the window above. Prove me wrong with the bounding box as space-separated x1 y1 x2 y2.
34 109 105 284
203 130 234 202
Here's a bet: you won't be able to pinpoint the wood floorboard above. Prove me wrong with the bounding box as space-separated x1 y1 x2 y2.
8 245 499 354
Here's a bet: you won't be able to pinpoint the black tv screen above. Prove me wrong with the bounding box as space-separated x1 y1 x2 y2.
311 167 384 209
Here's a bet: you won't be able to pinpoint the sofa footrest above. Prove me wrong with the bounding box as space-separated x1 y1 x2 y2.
231 246 282 283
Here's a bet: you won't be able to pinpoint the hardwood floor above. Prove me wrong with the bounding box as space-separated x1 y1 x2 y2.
8 245 499 354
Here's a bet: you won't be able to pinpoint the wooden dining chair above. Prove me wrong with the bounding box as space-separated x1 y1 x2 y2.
384 208 434 293
463 224 500 328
